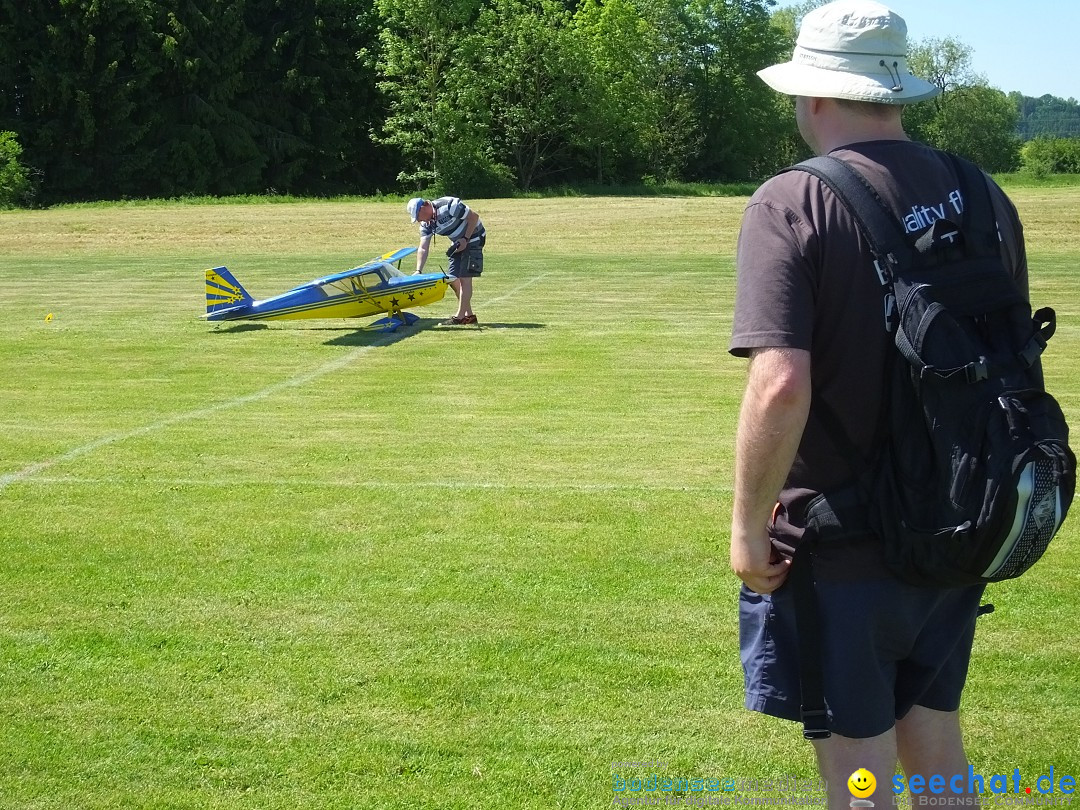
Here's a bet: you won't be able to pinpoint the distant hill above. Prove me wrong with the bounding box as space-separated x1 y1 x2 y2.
1014 93 1080 139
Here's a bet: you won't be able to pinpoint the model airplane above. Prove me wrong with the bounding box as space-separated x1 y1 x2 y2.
203 247 447 331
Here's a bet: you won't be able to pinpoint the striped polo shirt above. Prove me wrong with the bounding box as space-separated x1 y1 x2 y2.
419 197 486 246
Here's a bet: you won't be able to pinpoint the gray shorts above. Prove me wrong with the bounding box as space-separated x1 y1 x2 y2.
739 574 985 738
448 240 484 279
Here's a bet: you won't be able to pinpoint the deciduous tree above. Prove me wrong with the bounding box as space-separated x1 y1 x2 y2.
906 37 1020 172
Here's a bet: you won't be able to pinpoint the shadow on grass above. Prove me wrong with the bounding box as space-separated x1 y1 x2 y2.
207 319 545 345
319 318 441 347
205 319 428 347
208 323 271 334
321 320 548 344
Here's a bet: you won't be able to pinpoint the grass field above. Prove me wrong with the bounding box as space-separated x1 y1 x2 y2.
1 190 1079 809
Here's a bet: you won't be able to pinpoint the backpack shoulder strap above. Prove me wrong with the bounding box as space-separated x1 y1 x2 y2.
790 541 830 740
779 155 908 742
786 155 913 273
785 154 900 471
943 152 1000 255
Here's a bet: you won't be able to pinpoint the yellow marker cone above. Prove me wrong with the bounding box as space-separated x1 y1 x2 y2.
45 313 54 323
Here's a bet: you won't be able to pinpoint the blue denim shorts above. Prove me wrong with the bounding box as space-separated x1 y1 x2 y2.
739 575 985 738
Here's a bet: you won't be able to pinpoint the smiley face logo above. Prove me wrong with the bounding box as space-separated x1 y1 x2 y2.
848 768 876 798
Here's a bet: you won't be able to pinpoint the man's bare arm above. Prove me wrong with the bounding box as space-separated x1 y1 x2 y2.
416 234 432 272
730 347 812 594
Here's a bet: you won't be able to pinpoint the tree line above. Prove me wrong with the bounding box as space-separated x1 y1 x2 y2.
0 0 388 203
1013 94 1080 139
0 0 1070 206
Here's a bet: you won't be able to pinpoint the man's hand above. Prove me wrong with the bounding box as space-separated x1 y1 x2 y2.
730 525 791 594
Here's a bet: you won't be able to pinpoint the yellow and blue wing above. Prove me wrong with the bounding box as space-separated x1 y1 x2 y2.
379 246 418 266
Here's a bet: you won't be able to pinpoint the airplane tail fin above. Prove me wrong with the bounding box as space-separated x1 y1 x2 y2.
205 266 253 315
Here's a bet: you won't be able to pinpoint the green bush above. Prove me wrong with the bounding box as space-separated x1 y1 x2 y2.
434 138 516 198
0 131 31 208
1021 137 1080 176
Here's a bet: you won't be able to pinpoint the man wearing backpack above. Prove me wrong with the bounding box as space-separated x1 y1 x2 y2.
729 1 1031 802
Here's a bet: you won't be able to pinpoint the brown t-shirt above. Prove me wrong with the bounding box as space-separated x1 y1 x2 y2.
730 139 1027 566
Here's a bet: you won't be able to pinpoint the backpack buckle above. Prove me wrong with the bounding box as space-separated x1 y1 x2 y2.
1020 334 1046 368
965 356 989 383
800 707 831 740
884 293 898 333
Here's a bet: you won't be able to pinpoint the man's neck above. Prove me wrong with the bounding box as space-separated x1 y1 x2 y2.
816 126 908 155
812 100 908 155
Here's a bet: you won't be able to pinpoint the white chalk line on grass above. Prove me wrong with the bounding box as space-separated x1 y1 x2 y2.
20 475 725 494
0 273 550 493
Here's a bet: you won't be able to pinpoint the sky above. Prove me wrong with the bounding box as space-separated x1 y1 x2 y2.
886 0 1079 100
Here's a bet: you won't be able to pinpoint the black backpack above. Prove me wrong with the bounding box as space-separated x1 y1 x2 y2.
783 152 1075 739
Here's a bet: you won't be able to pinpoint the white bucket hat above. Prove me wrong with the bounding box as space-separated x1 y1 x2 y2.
757 0 939 105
